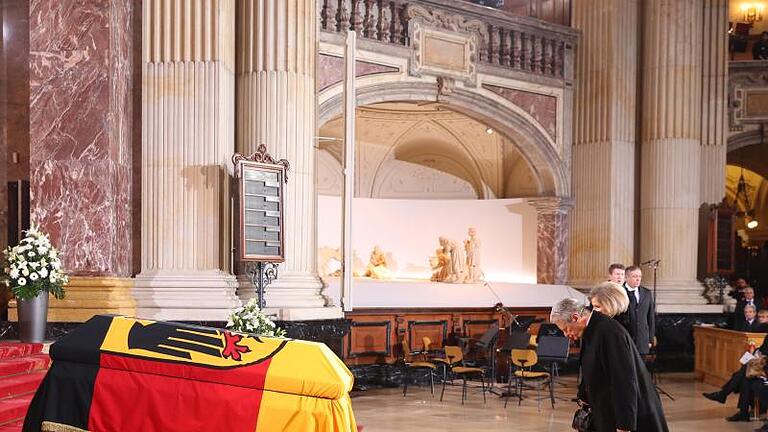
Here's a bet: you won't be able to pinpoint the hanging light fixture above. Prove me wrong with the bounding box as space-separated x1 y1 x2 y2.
733 167 760 229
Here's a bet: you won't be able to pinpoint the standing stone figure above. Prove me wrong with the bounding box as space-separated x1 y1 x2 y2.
465 227 483 283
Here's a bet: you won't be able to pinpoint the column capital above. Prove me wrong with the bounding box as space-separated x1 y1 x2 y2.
527 196 574 214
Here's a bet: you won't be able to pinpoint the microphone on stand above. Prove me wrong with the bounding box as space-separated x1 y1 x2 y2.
640 258 661 266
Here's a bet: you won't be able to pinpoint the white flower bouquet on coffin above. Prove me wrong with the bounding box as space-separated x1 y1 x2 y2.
226 298 286 338
2 225 68 300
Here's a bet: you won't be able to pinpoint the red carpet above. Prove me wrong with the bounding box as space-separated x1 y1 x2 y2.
0 343 49 431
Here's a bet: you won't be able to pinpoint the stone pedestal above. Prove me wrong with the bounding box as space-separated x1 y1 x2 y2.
640 0 706 308
528 197 572 285
26 0 136 321
136 0 240 320
569 0 638 288
236 0 340 320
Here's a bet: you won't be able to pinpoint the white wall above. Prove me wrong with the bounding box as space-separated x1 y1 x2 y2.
317 196 538 283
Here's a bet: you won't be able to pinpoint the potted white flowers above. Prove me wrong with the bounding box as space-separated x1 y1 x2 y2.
1 225 68 343
226 298 286 337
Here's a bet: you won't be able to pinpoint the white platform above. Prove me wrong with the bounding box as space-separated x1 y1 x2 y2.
322 277 586 309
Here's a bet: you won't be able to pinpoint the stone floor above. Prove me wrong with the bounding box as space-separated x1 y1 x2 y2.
352 373 762 431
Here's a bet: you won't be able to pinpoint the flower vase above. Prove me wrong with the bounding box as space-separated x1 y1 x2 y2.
17 291 49 343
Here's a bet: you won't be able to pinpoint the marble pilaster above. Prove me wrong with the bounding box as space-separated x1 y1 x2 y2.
29 0 133 276
570 0 638 288
135 0 240 320
640 0 706 309
24 0 136 321
528 197 572 285
0 3 6 253
700 0 728 205
236 0 340 320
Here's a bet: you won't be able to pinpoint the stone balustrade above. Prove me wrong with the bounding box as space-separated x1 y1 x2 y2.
319 0 575 81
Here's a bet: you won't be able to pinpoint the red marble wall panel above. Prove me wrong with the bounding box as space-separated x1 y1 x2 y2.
483 84 558 141
29 0 133 277
1 3 7 252
318 54 399 92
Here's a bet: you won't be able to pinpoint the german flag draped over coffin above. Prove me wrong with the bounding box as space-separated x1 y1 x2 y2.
23 315 357 432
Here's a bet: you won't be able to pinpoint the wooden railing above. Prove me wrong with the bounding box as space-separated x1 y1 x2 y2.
319 0 576 81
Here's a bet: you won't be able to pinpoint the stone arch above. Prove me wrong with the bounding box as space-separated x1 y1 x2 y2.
318 80 569 197
728 129 767 154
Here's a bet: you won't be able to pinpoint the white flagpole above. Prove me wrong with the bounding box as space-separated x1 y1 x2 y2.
341 31 356 312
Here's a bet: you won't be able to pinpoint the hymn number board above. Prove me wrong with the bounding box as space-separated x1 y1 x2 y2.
234 146 290 263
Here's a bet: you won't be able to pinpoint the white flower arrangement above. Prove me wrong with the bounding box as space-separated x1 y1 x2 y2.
226 298 286 338
2 225 68 300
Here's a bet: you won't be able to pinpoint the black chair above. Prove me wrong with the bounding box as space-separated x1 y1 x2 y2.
535 335 570 404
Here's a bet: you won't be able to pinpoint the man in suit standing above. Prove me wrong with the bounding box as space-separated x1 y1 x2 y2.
622 266 655 355
734 287 762 330
608 263 626 285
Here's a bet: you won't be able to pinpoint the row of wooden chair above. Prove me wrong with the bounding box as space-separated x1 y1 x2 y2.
401 337 555 408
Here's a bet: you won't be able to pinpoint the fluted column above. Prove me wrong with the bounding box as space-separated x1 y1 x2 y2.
570 0 638 288
700 0 728 205
135 0 240 320
529 197 573 285
236 1 340 320
640 0 705 308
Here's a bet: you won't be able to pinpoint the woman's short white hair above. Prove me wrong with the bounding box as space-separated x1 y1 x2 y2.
589 281 629 318
550 298 587 324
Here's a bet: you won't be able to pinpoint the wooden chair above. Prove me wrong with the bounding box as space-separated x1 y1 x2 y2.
506 348 552 410
438 345 487 404
401 338 437 397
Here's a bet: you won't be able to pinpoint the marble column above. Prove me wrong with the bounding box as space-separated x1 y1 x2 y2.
528 197 573 285
700 0 728 205
135 0 240 320
570 0 638 288
21 0 136 321
236 0 340 320
640 0 706 309
0 3 6 254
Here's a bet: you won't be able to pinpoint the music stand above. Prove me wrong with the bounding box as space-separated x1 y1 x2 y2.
498 331 533 399
536 335 571 404
509 316 536 333
470 324 500 394
644 259 675 401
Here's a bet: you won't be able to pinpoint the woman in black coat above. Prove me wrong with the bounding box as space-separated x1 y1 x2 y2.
551 298 668 432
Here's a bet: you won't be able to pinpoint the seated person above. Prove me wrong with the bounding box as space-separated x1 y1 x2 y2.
724 357 768 422
734 287 762 329
734 305 763 332
703 317 768 419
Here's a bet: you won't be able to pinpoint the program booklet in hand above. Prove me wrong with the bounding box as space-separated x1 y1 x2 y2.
741 351 756 365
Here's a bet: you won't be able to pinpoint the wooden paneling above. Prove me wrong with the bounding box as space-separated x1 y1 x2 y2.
343 307 551 365
694 326 766 387
407 319 449 352
347 320 392 360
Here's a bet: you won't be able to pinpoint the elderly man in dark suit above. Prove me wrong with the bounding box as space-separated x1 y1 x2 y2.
734 305 764 332
621 266 655 355
734 287 762 330
551 298 668 431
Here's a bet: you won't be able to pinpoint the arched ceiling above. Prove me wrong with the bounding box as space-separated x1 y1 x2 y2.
317 102 541 199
